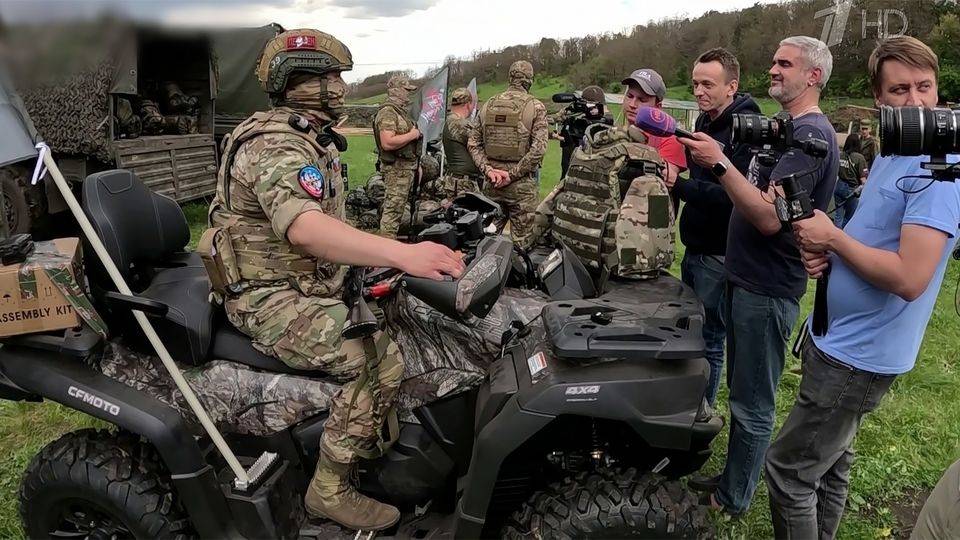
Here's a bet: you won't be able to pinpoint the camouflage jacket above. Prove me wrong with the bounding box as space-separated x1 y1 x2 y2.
443 111 480 177
209 107 347 307
467 85 548 179
374 102 419 167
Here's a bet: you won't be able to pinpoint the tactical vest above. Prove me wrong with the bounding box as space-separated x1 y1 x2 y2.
481 91 536 162
373 103 418 165
442 113 480 177
552 126 675 279
206 109 346 298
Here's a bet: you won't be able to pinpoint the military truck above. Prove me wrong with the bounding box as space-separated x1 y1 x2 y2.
209 24 281 142
0 21 220 234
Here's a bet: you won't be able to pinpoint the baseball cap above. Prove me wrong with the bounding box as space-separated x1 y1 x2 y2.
860 117 873 127
387 74 417 91
450 87 472 106
622 69 666 100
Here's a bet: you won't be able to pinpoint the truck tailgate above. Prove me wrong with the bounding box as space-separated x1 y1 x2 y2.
114 134 218 202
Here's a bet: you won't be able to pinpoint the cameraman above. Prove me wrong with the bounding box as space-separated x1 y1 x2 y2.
552 85 608 177
674 47 761 406
682 36 839 516
765 36 960 539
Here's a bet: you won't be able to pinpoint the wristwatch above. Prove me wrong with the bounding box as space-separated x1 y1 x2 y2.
711 159 728 178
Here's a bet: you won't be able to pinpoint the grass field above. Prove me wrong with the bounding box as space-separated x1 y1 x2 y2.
0 136 956 538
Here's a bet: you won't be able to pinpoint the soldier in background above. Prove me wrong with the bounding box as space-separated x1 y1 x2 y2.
551 84 608 178
859 117 881 169
207 29 463 531
374 74 421 239
440 87 481 200
468 60 548 249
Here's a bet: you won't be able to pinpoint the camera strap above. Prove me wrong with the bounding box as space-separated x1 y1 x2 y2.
812 270 829 336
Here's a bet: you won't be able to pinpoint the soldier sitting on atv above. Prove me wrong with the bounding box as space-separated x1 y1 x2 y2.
530 123 675 281
204 28 464 531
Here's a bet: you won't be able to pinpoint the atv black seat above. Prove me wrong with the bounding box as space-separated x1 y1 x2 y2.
82 169 212 366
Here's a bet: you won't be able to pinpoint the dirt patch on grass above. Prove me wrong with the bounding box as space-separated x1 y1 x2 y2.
890 488 931 539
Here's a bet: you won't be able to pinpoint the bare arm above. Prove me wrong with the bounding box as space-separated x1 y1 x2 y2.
288 211 464 279
681 133 781 235
830 224 947 301
379 128 420 151
716 165 782 235
794 210 949 301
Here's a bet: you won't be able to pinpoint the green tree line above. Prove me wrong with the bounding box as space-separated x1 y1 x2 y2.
351 0 960 102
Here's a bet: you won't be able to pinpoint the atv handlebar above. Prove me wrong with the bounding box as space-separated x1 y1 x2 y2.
399 235 515 321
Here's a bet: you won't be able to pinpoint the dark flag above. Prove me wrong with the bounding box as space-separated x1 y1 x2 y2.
411 65 449 157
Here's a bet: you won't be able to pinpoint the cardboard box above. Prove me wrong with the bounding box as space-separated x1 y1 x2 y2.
0 238 84 337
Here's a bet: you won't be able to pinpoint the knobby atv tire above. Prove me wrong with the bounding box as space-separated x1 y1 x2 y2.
1 168 30 235
503 468 712 539
19 428 193 539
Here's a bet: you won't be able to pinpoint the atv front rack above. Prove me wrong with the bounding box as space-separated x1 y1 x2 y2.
543 299 704 361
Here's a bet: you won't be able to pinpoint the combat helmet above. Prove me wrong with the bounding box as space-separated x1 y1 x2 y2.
256 29 353 94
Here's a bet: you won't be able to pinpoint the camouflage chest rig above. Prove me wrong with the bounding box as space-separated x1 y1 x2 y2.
551 125 675 279
200 109 346 298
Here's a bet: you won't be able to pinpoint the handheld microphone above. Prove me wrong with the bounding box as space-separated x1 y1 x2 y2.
634 106 696 140
552 93 578 103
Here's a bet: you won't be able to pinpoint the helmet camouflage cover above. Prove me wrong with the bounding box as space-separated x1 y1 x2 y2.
256 29 353 94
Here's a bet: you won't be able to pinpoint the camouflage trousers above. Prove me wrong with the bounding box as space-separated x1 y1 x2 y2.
226 288 403 464
482 174 539 249
378 163 417 239
438 173 482 201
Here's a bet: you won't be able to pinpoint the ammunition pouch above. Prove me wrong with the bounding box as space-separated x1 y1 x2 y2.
197 227 242 296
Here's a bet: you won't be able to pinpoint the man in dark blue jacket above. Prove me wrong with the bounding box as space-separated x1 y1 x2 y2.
673 48 760 406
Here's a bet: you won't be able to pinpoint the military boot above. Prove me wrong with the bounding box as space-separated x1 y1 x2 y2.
304 454 400 531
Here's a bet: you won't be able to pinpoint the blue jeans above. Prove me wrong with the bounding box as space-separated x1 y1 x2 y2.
832 182 860 229
681 252 726 406
717 284 800 515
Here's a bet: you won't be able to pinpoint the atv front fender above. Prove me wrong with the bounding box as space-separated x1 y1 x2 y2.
0 344 241 539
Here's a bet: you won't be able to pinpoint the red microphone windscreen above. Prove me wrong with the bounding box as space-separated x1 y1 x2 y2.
634 106 677 137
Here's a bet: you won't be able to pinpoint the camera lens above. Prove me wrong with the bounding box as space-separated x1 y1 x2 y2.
732 114 779 146
880 105 960 157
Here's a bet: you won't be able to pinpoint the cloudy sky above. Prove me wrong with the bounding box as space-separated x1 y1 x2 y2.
0 0 782 82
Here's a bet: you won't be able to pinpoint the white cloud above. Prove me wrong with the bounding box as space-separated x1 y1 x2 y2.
1 0 785 83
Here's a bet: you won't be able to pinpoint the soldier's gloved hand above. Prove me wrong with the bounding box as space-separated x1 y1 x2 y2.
401 242 465 280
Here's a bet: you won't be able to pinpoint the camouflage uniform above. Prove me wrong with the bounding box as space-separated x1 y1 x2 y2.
375 75 419 239
210 105 403 466
468 61 548 250
440 87 482 200
206 28 403 531
859 119 881 170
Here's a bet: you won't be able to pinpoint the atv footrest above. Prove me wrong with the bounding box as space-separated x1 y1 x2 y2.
224 459 301 540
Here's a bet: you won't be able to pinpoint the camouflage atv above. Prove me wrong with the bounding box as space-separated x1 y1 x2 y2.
0 170 720 538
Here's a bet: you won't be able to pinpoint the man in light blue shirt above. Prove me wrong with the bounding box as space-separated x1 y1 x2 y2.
764 36 960 539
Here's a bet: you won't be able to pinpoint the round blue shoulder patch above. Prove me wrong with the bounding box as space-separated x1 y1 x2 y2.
299 165 325 200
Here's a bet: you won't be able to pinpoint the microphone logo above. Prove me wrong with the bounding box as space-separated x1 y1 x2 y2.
650 108 664 123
